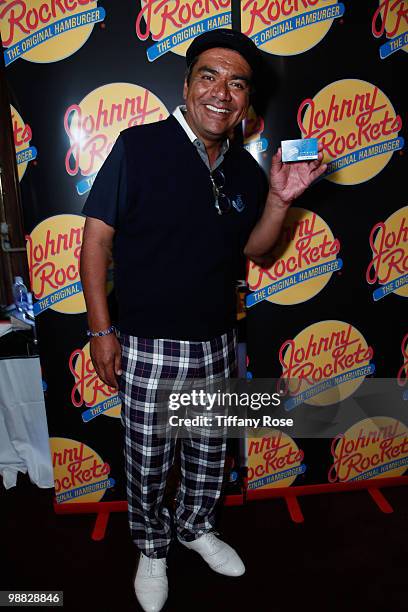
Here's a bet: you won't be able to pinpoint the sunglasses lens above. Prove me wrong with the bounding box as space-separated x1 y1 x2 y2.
217 193 231 214
211 170 230 214
212 169 225 189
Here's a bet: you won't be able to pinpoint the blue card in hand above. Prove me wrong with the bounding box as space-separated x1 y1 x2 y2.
281 138 318 162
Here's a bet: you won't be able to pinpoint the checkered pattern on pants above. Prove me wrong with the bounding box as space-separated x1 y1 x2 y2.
118 330 237 558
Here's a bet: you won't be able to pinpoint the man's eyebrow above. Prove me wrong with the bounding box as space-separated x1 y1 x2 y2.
197 66 251 83
231 74 251 84
197 66 219 75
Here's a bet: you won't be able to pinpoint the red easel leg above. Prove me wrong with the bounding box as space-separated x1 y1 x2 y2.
367 487 393 514
92 511 110 541
284 495 304 523
367 487 394 514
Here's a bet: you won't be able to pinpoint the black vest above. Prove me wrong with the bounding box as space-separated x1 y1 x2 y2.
114 116 266 340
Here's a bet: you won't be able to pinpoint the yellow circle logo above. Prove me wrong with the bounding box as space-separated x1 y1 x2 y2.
1 1 105 66
372 0 408 59
297 79 403 185
366 205 408 301
279 320 375 408
11 104 37 181
51 437 113 503
27 214 85 315
247 430 305 489
241 0 344 55
329 417 408 482
64 82 168 195
136 0 231 61
247 208 341 307
69 342 121 421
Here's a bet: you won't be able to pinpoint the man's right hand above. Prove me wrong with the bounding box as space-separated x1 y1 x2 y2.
90 333 122 390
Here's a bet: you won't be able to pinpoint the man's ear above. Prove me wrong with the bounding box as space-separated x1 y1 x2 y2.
183 79 188 101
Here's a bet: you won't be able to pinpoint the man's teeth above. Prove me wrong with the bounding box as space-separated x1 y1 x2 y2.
205 105 231 114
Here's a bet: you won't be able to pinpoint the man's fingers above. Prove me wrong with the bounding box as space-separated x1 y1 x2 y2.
311 164 327 181
309 157 323 170
89 335 122 389
93 356 119 389
271 147 283 169
100 363 119 389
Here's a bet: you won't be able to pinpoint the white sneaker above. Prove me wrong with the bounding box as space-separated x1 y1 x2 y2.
179 532 245 577
134 552 168 612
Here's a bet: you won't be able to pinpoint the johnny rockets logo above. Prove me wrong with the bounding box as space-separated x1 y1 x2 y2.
247 208 341 307
366 206 408 301
69 342 121 422
0 0 105 66
247 430 305 490
372 0 408 59
27 214 85 315
11 104 37 181
297 79 404 185
50 437 114 503
64 82 168 195
329 418 408 483
241 0 344 56
397 332 408 399
279 321 375 410
135 0 231 61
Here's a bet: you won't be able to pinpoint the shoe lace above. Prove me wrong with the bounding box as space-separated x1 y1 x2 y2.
205 531 220 552
150 557 167 575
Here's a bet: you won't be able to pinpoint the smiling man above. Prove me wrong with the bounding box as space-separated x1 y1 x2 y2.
80 29 326 612
182 46 252 164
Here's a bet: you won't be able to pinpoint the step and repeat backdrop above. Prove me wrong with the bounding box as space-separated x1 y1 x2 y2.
1 1 407 504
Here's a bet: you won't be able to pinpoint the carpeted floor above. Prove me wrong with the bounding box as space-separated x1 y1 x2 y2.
2 475 407 612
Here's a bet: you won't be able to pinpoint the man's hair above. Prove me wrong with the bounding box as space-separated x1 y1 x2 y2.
185 56 198 85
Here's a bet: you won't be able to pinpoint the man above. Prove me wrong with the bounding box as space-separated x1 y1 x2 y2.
80 29 326 612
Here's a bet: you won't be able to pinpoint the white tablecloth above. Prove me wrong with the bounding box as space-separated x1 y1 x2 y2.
0 357 54 489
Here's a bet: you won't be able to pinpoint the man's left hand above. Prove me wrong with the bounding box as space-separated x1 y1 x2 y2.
269 142 327 207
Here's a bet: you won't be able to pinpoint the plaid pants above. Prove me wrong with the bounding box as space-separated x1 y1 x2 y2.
118 330 237 558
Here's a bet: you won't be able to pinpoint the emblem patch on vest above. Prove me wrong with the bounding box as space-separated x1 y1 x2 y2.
232 195 245 212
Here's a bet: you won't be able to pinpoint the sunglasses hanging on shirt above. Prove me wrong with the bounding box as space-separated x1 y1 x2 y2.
210 169 232 215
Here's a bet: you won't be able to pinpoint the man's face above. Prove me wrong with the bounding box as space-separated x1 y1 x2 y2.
183 47 252 143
